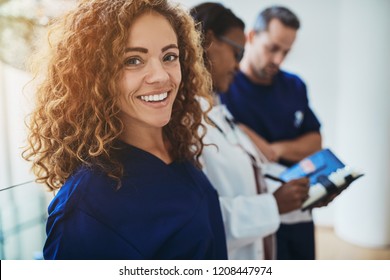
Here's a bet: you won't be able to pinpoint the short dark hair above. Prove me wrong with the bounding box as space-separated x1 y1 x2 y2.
190 2 245 38
253 6 300 33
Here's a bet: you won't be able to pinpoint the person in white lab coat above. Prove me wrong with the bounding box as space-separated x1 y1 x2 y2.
190 2 310 260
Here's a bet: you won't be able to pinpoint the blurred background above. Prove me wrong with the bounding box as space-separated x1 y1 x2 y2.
0 0 389 259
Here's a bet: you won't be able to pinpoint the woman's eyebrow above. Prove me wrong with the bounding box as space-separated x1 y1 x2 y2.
124 44 178 54
162 44 179 52
124 47 148 53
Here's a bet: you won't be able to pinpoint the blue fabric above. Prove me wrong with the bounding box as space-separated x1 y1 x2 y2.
276 222 315 260
221 70 321 144
43 142 227 260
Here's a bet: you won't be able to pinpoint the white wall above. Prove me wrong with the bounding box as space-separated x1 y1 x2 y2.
0 62 48 259
334 0 390 247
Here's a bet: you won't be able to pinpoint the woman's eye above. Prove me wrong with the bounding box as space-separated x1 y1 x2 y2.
164 54 179 62
124 57 142 66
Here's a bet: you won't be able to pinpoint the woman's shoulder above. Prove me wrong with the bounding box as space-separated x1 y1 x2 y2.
47 165 113 216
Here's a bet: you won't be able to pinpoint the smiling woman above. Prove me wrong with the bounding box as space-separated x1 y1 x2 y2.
22 0 227 260
117 11 182 136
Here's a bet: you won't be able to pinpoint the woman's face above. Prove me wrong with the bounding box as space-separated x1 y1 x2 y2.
206 27 245 92
117 11 181 131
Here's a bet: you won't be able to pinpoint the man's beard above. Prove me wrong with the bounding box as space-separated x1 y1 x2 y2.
255 65 279 81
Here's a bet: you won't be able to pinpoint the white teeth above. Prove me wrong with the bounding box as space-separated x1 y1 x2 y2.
140 92 168 102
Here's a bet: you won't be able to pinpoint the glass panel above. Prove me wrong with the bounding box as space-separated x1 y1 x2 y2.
0 181 50 259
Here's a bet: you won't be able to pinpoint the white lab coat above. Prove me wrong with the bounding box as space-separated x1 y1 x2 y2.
201 103 280 260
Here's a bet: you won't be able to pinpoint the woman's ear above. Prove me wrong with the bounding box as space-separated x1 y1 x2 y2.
204 30 217 49
247 30 256 44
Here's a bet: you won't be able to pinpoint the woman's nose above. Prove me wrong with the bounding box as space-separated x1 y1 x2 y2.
145 59 169 84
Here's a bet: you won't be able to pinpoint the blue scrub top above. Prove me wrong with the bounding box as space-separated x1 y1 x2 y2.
221 70 321 143
44 142 227 260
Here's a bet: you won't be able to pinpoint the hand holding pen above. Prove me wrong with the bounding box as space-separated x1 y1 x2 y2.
264 173 287 184
271 177 310 214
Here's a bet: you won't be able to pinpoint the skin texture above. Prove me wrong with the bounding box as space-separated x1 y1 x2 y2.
244 18 296 85
206 27 245 92
117 12 181 163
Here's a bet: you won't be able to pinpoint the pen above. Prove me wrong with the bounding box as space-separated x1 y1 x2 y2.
264 174 286 184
